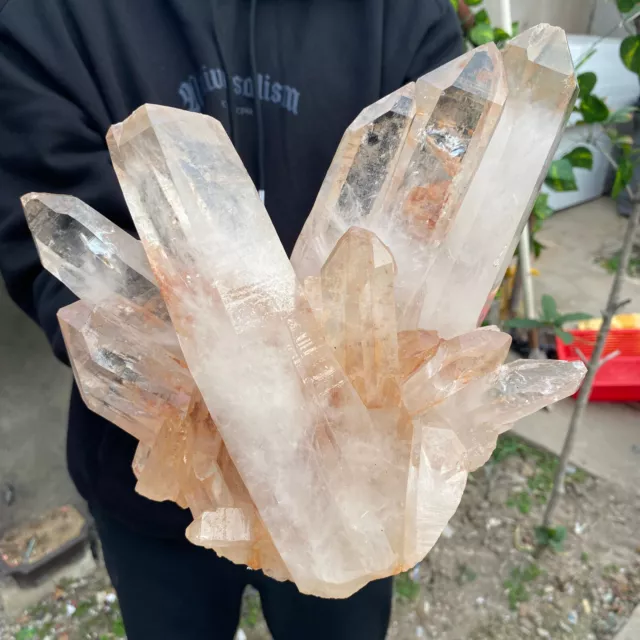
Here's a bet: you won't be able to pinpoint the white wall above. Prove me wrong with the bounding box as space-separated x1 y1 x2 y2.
483 0 595 34
482 0 628 37
590 0 629 37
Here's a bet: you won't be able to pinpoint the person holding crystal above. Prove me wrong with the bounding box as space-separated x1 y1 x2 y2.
0 0 463 638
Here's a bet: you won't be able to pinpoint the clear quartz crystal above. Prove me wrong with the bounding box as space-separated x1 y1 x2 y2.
417 25 578 337
107 104 401 596
57 300 193 444
24 27 587 599
292 44 509 330
291 84 416 282
22 193 165 317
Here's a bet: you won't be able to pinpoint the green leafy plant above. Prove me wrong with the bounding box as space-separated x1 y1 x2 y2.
618 0 640 13
507 490 532 514
503 562 543 610
494 435 589 517
503 294 591 344
530 193 553 256
491 433 530 462
241 591 262 628
112 615 126 638
534 525 567 552
450 0 519 47
600 243 640 276
394 571 421 601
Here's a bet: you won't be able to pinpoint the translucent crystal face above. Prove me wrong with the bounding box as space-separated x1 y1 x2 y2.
23 25 585 598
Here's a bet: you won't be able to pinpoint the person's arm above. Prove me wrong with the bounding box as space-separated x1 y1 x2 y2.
0 2 128 364
404 0 465 82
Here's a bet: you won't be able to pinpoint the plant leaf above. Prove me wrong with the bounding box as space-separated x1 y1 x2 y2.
545 158 578 192
449 0 459 10
614 135 635 146
580 94 610 123
532 193 553 219
503 318 546 329
617 0 640 13
493 27 511 43
608 106 637 124
534 526 550 546
557 312 593 325
612 157 634 198
465 0 483 5
621 35 640 74
532 238 546 258
469 23 494 46
511 21 520 36
563 146 593 170
554 328 575 344
541 294 558 322
577 72 597 97
475 8 490 23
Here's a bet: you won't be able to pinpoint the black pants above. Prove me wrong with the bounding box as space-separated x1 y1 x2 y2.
92 505 393 640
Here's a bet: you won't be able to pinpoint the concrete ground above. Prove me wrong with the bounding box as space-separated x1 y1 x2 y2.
514 197 640 490
0 283 79 533
616 605 640 640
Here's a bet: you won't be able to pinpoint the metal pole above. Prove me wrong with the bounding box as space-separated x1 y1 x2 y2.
497 0 512 31
518 221 536 319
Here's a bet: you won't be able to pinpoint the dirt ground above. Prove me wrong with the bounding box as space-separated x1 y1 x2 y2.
1 434 639 640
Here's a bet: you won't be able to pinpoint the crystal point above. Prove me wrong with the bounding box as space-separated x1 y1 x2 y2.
509 23 574 76
402 327 512 415
292 84 416 281
108 104 407 595
22 193 161 314
321 227 400 407
418 25 577 337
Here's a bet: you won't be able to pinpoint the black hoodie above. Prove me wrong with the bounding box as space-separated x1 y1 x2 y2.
0 0 463 537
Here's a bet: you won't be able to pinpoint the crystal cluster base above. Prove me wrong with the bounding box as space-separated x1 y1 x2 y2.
23 25 585 598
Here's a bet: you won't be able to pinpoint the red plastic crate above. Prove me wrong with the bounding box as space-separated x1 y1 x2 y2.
556 328 640 402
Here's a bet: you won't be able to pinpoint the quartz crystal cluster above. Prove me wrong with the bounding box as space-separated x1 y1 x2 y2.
23 25 585 598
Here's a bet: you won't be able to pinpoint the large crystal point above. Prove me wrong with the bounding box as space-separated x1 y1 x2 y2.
292 84 416 281
22 193 165 318
107 105 402 596
318 226 415 565
402 358 585 566
292 44 508 330
58 300 193 443
415 359 586 472
418 25 578 337
320 227 400 408
24 193 193 439
402 326 511 415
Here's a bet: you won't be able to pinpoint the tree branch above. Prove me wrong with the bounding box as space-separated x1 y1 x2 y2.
575 8 640 69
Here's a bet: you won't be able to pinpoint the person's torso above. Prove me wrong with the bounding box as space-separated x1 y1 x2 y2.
39 0 411 252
